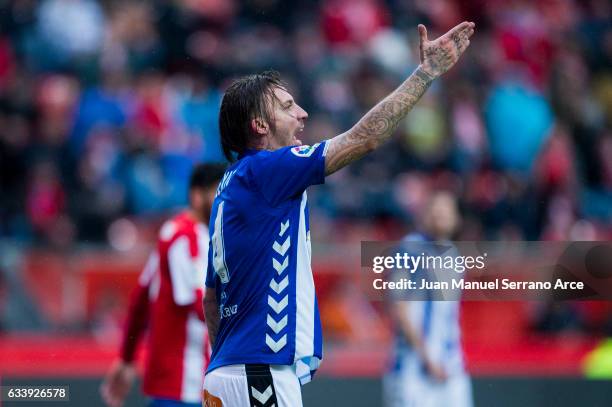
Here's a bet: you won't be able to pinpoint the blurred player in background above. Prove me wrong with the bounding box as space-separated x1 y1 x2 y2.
203 22 475 406
101 163 226 407
384 191 473 407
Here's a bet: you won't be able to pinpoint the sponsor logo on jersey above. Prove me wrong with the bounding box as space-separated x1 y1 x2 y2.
219 303 238 319
291 143 320 157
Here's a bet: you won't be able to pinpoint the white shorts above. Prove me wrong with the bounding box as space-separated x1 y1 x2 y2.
203 364 302 407
384 367 472 407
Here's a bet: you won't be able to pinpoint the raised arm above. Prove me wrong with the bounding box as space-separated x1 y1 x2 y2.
325 21 475 175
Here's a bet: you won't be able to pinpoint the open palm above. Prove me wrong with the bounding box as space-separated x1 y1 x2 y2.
418 21 475 78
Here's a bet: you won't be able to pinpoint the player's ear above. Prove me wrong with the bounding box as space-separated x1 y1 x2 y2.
251 118 269 135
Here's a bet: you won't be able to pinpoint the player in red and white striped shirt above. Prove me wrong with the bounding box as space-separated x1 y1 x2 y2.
101 163 225 407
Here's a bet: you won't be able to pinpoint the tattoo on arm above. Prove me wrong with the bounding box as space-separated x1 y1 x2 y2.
204 288 220 347
325 66 433 175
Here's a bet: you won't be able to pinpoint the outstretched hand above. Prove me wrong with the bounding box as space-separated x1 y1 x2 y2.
418 21 475 79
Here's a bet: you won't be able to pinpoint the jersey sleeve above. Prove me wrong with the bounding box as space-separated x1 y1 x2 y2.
138 252 159 287
250 141 328 206
119 282 150 362
119 252 157 362
168 235 204 306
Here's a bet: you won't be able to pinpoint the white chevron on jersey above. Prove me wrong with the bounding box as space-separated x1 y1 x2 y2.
272 237 290 256
268 295 288 314
266 219 291 353
272 257 288 274
265 334 287 353
267 314 288 334
270 276 289 294
279 220 290 236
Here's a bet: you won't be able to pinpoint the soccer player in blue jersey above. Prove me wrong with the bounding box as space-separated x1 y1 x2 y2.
203 22 476 406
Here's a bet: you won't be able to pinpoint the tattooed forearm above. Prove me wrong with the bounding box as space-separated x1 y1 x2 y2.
325 66 434 175
204 288 219 346
324 21 474 175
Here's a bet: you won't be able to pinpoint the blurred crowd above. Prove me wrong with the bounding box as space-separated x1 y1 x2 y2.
1 0 611 248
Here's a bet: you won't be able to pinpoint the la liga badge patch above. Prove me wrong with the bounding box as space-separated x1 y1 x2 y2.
291 143 320 157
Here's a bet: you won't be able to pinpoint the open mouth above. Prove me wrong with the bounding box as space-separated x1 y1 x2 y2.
294 127 304 145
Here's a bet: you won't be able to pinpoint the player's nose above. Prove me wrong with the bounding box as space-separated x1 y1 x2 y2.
296 104 308 120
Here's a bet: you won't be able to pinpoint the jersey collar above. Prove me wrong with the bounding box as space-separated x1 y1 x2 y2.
238 148 260 159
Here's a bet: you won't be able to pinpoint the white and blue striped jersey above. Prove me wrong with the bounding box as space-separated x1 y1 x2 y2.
392 298 464 376
385 232 472 407
391 233 465 377
205 142 328 384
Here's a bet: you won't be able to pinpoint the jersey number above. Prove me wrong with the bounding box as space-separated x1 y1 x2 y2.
212 201 230 284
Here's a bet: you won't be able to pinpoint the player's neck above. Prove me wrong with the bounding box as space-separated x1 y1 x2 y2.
248 133 286 152
188 208 207 225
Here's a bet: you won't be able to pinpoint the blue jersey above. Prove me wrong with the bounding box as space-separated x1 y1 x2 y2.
205 142 328 384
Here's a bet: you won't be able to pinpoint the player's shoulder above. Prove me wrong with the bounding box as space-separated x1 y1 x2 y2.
247 142 327 165
242 147 281 165
221 149 278 188
159 211 197 242
403 232 429 242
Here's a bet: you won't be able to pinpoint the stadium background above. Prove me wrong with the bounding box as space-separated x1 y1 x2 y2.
0 0 611 405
